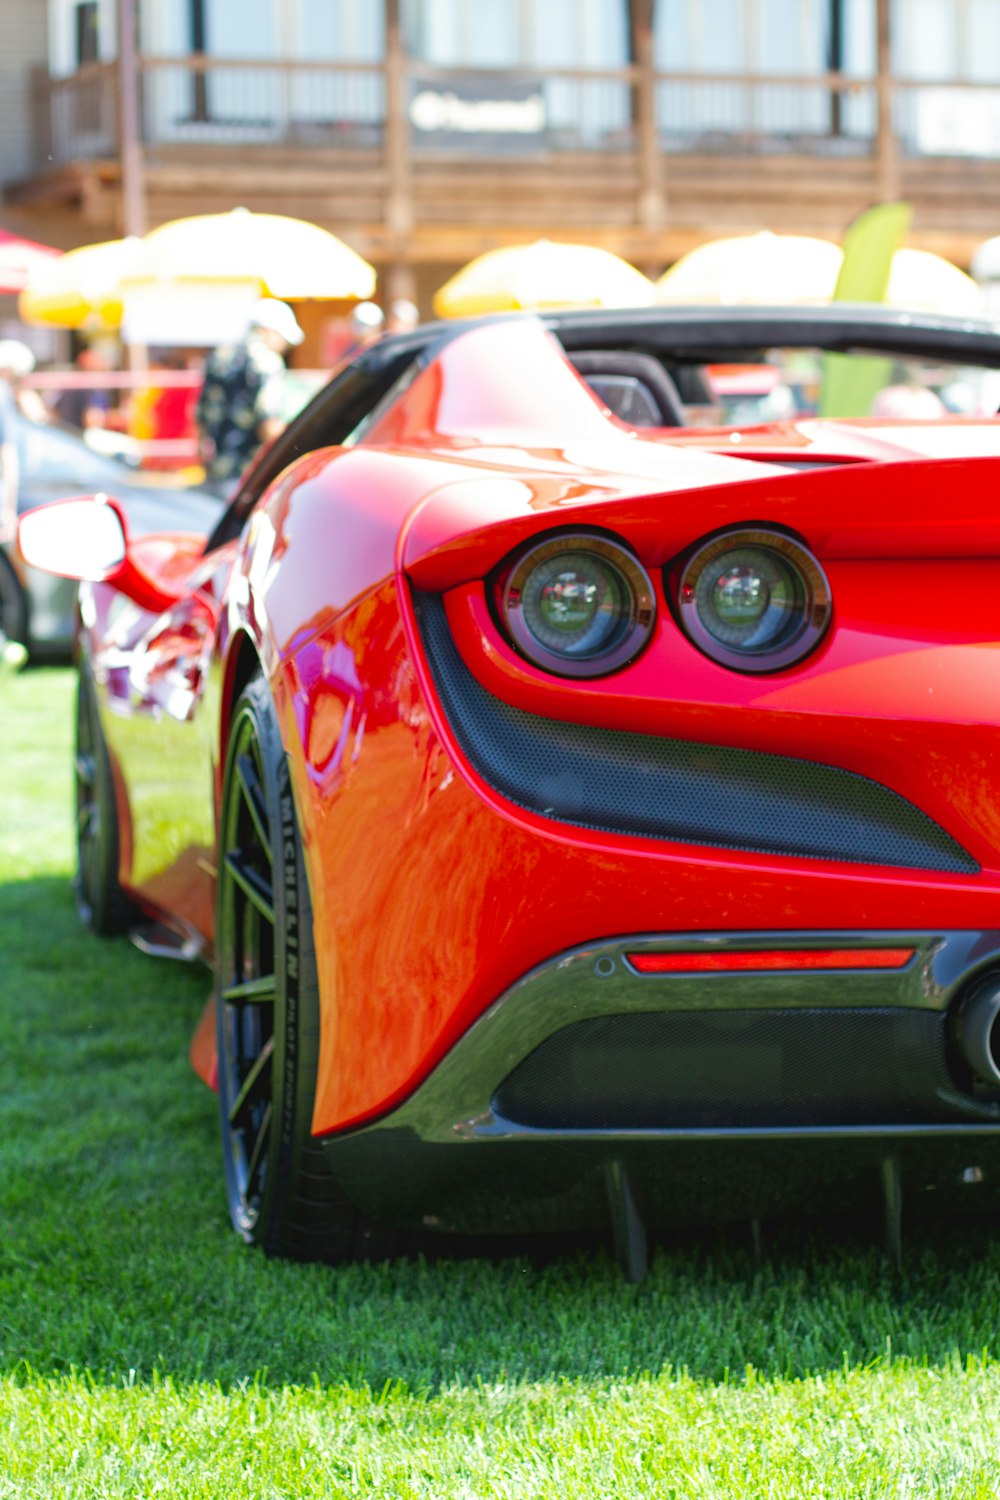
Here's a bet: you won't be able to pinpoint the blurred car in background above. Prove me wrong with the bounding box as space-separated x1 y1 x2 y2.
0 406 222 656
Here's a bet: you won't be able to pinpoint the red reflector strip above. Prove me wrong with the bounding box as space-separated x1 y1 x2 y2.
627 948 915 974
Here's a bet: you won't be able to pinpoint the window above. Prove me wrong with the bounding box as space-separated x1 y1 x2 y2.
74 2 100 66
48 0 117 76
403 0 626 69
141 0 384 143
654 0 874 148
892 0 1000 156
403 0 630 147
891 0 1000 81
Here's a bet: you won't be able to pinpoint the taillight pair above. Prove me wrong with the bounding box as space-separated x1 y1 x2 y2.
497 527 832 678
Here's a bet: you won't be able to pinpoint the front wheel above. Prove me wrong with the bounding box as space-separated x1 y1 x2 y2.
75 664 135 935
215 676 360 1261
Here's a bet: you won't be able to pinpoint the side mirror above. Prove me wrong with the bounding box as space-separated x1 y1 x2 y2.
18 494 127 581
18 494 182 614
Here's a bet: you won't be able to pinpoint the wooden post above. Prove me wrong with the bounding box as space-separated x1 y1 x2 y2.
116 0 146 369
384 0 416 305
828 0 844 137
116 0 146 238
632 0 666 274
875 0 898 202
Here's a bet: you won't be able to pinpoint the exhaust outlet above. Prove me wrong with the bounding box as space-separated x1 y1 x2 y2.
955 976 1000 1086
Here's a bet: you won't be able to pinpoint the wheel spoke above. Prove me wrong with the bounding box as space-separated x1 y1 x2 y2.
222 973 276 1004
75 752 96 789
228 1035 274 1129
235 753 272 866
223 851 275 926
244 1102 272 1197
218 705 288 1228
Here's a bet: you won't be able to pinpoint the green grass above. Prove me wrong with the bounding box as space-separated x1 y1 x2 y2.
3 666 1000 1496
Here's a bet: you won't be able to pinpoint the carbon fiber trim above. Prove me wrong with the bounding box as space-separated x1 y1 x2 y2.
320 929 1000 1235
414 591 977 872
491 1008 955 1129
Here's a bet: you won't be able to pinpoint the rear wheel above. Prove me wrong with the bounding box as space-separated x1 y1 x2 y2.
215 676 361 1261
75 664 134 935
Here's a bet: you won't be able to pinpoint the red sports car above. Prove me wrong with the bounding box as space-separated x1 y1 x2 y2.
20 305 1000 1279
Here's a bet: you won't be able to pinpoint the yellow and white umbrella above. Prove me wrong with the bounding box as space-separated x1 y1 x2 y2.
19 237 143 329
20 213 377 344
119 208 376 302
655 232 843 306
886 248 981 316
656 231 980 317
434 240 655 318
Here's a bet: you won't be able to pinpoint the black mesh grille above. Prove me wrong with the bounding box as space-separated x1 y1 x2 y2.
414 592 976 872
492 1009 956 1128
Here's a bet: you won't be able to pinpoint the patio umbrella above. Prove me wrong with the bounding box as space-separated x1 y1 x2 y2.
119 208 376 302
655 232 843 306
0 229 61 296
433 240 655 317
656 232 980 317
886 248 981 316
18 237 143 329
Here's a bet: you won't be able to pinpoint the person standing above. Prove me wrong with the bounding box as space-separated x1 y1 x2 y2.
387 298 419 335
0 340 46 544
54 344 113 432
321 301 385 367
0 344 27 546
196 298 304 492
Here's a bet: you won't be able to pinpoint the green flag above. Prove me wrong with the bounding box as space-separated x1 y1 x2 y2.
819 201 913 419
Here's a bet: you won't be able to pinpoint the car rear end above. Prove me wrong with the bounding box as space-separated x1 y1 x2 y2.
303 377 1000 1258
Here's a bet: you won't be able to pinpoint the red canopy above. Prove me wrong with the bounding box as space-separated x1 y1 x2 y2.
0 229 61 295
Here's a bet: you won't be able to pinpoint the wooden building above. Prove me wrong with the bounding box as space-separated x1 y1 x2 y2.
3 0 1000 308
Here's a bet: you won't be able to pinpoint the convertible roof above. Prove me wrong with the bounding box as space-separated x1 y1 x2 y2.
355 301 1000 385
542 302 1000 366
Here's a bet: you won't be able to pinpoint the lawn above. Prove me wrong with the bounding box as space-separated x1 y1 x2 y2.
2 666 1000 1497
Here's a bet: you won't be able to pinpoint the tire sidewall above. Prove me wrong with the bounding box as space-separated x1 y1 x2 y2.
75 662 132 936
216 676 323 1255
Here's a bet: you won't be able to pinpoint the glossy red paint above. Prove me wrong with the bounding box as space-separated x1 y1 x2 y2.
188 996 217 1090
262 564 1000 1138
627 948 916 973
402 451 1000 589
667 416 1000 465
437 567 1000 873
56 317 1000 1141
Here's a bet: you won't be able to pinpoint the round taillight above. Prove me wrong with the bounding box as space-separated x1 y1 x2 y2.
674 528 831 672
500 533 655 677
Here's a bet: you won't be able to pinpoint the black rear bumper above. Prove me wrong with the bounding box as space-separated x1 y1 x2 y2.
321 929 1000 1238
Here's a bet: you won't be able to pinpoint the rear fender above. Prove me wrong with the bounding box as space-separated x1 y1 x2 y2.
402 453 1000 591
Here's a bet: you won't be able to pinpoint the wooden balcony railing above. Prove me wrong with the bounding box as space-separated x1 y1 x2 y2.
139 56 388 152
33 61 120 167
653 71 878 156
30 53 1000 175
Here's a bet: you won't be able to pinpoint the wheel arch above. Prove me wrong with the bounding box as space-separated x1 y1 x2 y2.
220 629 264 767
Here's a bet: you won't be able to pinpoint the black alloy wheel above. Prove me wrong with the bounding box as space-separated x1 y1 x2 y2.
75 664 134 935
215 676 362 1261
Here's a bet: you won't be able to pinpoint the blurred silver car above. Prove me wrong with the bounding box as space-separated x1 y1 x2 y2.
0 405 222 657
